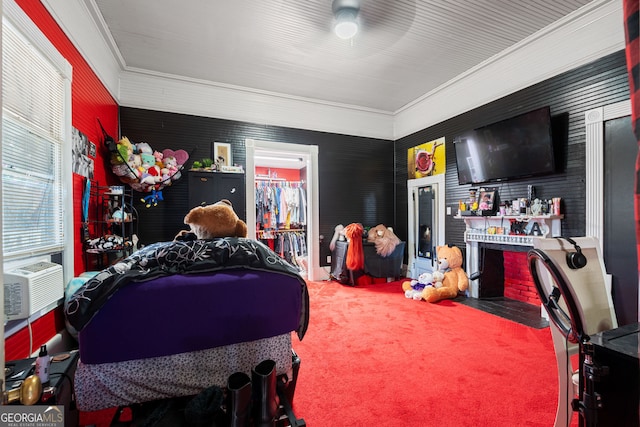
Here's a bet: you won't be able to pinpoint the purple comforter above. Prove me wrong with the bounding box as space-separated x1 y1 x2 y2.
66 237 309 339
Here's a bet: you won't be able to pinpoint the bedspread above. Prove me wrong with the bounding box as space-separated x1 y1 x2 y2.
75 334 293 411
65 237 309 339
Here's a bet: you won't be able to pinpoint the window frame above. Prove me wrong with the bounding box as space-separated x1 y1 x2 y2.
1 0 73 285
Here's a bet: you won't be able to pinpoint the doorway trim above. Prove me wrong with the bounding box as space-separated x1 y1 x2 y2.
406 174 446 279
245 139 322 281
585 99 631 247
585 99 637 322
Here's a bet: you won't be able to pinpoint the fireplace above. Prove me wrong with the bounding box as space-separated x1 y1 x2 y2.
471 245 540 307
462 245 547 328
459 213 562 307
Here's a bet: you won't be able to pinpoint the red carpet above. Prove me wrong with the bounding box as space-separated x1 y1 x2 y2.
291 279 571 426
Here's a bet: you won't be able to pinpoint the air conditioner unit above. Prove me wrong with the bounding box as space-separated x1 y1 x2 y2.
4 261 64 321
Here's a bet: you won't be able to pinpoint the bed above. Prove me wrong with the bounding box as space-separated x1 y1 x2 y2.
65 237 309 416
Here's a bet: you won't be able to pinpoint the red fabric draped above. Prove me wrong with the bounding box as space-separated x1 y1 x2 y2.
344 223 364 271
624 0 639 137
625 0 640 274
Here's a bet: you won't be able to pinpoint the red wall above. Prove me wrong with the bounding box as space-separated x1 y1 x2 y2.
6 1 119 359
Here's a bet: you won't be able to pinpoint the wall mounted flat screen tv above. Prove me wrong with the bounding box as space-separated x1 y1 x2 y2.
454 106 556 185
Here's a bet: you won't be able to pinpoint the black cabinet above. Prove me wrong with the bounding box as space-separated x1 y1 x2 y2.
188 171 246 221
586 322 640 426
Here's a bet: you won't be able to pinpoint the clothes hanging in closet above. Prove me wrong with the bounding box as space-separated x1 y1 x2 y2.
256 230 308 273
273 231 307 265
255 181 306 230
255 179 308 273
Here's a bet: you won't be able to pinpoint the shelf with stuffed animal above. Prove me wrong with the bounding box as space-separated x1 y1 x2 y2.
98 119 188 198
110 136 189 195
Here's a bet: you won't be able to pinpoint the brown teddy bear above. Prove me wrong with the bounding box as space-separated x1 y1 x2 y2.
422 245 469 303
175 199 247 240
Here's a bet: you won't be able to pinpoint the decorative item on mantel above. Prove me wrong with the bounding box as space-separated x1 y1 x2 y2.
99 119 189 205
458 187 498 216
455 197 564 245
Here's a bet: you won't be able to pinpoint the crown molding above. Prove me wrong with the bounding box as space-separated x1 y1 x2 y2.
42 0 624 141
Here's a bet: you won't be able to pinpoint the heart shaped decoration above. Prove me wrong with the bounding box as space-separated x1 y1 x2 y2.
173 149 189 166
162 148 176 160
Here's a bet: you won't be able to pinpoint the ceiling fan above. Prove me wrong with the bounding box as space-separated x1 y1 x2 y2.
288 0 416 38
284 0 417 59
332 0 361 39
331 0 417 39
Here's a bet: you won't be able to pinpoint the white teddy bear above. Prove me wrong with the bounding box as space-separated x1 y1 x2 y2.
404 272 433 301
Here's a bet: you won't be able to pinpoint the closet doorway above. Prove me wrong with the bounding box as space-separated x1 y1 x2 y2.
245 139 321 281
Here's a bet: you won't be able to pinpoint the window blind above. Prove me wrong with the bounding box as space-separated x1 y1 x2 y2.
2 17 65 258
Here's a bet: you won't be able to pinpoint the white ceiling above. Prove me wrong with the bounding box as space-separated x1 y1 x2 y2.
92 0 595 114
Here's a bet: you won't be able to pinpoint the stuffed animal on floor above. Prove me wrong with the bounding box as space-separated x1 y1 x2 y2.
431 269 444 288
402 272 436 300
174 199 247 240
366 224 401 257
401 268 446 301
422 245 469 303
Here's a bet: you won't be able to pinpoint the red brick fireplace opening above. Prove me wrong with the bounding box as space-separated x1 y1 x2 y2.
466 246 547 327
475 247 541 307
503 251 540 307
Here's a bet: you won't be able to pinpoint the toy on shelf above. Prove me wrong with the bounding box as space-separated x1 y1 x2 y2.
99 119 189 200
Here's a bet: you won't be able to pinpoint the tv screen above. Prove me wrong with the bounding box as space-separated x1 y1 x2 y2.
454 106 555 185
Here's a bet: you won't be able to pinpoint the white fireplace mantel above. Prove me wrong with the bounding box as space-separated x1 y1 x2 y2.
456 214 563 298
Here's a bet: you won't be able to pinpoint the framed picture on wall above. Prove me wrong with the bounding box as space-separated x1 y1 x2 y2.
88 141 97 158
214 142 232 167
478 190 496 212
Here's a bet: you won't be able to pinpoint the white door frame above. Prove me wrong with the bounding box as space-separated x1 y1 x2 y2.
245 139 322 281
407 174 446 279
584 99 631 247
584 99 633 320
